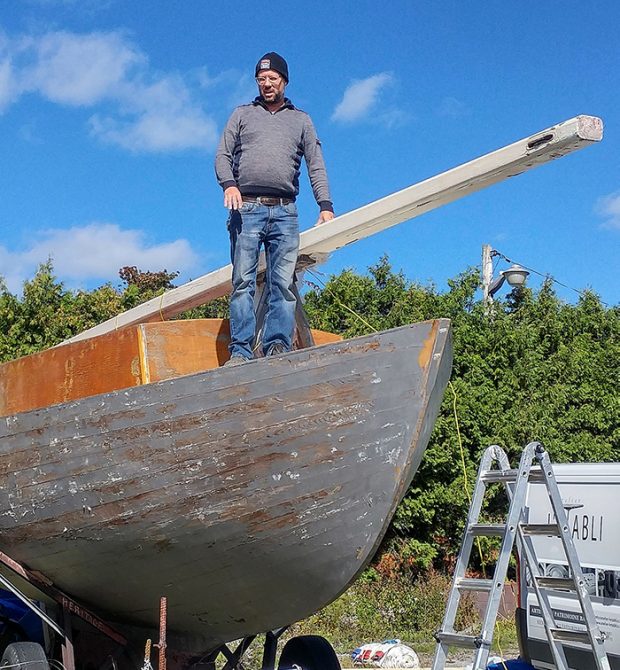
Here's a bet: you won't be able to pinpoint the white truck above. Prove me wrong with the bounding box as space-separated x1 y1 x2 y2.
516 462 620 669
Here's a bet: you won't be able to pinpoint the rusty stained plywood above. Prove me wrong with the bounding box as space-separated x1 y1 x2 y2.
0 325 143 417
0 319 342 416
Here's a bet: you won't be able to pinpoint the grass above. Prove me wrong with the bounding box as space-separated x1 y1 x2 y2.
216 572 519 669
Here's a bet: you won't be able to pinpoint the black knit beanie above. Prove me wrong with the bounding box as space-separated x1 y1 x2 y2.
255 52 289 83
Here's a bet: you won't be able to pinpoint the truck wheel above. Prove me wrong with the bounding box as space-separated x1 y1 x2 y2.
1 642 50 670
278 635 340 670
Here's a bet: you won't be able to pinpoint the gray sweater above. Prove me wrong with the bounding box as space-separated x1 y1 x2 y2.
215 98 333 211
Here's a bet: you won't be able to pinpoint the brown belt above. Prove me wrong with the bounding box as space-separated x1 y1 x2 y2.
242 196 294 206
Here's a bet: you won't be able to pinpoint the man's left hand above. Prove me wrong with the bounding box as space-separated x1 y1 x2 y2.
315 211 335 226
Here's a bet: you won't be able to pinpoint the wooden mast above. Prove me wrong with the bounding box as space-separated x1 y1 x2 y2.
63 115 602 345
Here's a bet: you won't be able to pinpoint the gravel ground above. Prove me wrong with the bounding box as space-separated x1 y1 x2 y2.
340 644 521 669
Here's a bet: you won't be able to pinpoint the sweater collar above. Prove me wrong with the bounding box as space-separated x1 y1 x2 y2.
252 96 295 112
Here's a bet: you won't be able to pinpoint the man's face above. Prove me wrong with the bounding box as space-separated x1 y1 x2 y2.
256 69 286 103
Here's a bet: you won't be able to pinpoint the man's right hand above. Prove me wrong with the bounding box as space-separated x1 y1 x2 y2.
224 186 243 210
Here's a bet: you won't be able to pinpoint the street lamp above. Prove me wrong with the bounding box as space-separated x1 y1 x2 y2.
501 264 530 288
482 244 530 305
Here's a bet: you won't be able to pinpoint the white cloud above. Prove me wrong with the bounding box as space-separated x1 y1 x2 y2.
90 109 217 152
376 108 411 129
0 58 16 111
24 0 115 10
331 72 395 123
437 96 470 118
595 191 620 230
0 222 199 294
18 122 43 144
20 30 144 105
0 247 28 296
0 32 19 112
89 72 218 151
2 29 219 152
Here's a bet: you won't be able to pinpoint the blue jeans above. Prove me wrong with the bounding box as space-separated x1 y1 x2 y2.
227 201 299 359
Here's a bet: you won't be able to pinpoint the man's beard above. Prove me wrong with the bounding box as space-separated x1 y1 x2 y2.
264 90 283 103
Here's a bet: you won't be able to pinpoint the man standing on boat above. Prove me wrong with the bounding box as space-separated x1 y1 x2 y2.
215 52 334 366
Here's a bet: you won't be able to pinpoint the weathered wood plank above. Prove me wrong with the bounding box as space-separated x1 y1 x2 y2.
62 115 602 345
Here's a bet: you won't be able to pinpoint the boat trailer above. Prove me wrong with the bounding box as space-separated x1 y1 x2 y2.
0 548 127 670
0 551 339 670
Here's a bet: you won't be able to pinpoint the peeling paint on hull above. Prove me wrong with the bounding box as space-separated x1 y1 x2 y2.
0 321 452 654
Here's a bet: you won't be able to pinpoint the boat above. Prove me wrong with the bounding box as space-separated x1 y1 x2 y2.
0 318 451 660
0 115 603 668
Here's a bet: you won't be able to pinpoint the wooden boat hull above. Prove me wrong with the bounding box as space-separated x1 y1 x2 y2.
0 320 451 654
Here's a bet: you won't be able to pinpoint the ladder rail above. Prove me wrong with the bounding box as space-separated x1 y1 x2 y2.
432 445 517 670
473 443 535 664
531 444 611 670
509 448 574 670
518 528 573 669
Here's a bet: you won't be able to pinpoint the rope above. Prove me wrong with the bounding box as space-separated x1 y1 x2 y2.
450 380 511 669
305 269 378 333
449 381 485 569
449 381 470 502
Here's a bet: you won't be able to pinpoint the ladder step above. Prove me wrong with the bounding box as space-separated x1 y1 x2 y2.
535 576 576 591
528 469 545 482
470 523 507 537
480 469 545 484
434 631 488 649
480 469 519 484
520 523 560 536
457 578 494 592
550 628 591 644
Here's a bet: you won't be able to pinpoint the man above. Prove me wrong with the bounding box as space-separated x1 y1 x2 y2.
215 52 334 366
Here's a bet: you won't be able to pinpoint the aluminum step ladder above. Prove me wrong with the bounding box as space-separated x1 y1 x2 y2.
431 441 610 670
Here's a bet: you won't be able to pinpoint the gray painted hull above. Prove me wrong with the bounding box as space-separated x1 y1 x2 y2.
0 321 451 653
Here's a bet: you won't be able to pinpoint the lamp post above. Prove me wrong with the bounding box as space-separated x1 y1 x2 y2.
482 244 495 304
482 244 530 308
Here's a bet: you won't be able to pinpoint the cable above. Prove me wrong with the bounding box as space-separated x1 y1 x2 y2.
449 381 485 570
449 382 471 505
489 249 610 307
451 381 512 669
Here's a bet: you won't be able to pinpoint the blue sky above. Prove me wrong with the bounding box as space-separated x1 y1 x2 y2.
1 0 619 306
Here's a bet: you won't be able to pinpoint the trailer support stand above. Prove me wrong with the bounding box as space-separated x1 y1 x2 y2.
261 628 287 670
61 605 76 670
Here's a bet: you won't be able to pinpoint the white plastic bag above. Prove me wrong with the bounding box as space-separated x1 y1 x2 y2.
378 643 420 668
351 640 420 668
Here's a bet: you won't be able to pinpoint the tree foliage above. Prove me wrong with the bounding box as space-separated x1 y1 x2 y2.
1 258 618 571
0 264 179 362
